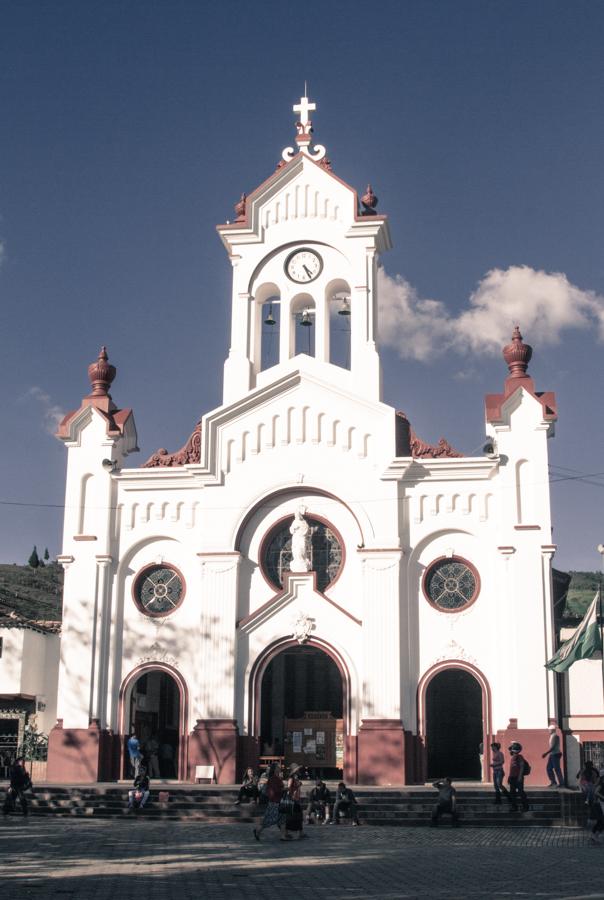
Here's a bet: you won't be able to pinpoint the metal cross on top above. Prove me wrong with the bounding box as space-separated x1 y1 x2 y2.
293 94 316 126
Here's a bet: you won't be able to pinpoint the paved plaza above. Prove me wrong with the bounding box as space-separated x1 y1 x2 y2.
1 817 603 900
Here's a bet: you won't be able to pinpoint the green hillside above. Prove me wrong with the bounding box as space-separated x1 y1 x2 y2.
564 570 601 618
0 563 63 621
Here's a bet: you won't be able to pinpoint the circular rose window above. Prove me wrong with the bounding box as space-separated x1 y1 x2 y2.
133 564 185 617
423 557 479 611
262 515 343 593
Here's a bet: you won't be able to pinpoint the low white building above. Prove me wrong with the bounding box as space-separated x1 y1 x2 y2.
0 606 60 772
47 95 567 785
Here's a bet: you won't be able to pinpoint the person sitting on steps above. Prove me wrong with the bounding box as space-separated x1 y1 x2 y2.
330 781 360 825
430 777 459 827
128 766 150 811
235 767 259 805
306 778 331 824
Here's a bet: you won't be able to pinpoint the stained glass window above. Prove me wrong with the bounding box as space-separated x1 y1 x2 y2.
263 517 342 593
424 558 478 610
134 565 185 617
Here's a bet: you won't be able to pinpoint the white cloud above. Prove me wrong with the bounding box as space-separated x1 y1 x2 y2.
25 387 66 435
378 265 604 361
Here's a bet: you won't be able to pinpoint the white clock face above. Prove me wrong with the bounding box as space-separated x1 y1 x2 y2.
285 248 323 284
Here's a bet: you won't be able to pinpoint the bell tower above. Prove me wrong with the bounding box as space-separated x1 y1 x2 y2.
217 94 392 406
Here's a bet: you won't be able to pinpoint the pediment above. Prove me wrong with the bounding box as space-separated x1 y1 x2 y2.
237 572 360 634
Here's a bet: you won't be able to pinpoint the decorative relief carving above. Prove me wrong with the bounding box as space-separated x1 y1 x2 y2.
292 612 315 644
143 420 201 468
137 641 179 668
410 428 462 459
432 639 477 666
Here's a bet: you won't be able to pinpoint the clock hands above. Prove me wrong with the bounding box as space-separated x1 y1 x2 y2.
303 264 312 278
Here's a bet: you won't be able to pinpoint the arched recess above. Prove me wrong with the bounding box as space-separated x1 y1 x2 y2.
417 661 492 783
232 485 369 554
253 282 280 374
326 278 351 370
119 662 189 781
246 636 356 781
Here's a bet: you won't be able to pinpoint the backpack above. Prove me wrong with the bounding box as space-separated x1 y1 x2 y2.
523 758 531 776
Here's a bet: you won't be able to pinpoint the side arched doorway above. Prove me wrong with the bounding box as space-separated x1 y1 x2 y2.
121 665 187 780
424 667 486 781
255 642 346 778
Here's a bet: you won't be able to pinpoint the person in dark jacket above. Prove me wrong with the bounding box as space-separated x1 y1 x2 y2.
3 757 32 817
508 742 529 811
307 778 332 824
127 767 150 810
235 767 259 804
330 782 360 825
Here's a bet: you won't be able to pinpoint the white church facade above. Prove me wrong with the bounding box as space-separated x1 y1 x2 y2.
47 96 569 785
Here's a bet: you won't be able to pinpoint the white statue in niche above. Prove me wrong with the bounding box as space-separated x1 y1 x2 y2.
289 505 311 572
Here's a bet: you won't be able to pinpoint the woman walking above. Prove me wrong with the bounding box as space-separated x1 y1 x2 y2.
253 764 284 841
282 767 305 840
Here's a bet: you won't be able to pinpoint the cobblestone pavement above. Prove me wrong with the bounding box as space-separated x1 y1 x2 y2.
1 818 603 900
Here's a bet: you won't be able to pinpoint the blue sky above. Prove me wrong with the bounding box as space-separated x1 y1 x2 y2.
1 0 603 571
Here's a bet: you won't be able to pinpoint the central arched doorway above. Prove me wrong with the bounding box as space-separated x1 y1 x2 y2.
121 665 186 780
425 668 484 780
258 644 345 777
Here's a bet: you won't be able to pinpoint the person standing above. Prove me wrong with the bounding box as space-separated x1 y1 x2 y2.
253 764 285 841
3 757 32 818
430 777 459 827
490 742 509 804
577 760 598 805
127 731 143 778
542 725 564 787
145 735 161 778
589 769 604 845
282 768 305 840
508 742 529 812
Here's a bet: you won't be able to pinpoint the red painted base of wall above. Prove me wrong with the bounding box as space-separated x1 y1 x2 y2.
188 719 239 784
357 719 405 785
237 735 261 782
495 725 558 786
46 719 114 783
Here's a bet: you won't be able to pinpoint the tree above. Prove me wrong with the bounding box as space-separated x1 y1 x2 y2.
28 546 39 568
44 548 50 562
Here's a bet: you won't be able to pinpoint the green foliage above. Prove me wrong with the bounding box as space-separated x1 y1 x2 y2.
564 570 601 619
28 546 39 569
18 721 48 761
44 548 50 561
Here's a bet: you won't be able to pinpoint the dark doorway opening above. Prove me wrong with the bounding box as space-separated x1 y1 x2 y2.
426 669 483 780
126 670 180 779
260 646 344 777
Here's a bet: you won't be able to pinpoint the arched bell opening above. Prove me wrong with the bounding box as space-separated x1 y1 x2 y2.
291 293 316 358
253 282 281 375
326 279 352 370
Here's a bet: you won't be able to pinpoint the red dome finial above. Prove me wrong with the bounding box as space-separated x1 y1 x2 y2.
503 325 532 378
87 346 116 397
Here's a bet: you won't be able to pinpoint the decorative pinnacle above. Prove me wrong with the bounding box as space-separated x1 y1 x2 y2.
234 193 247 222
87 346 116 397
502 326 532 378
282 93 326 164
361 184 378 215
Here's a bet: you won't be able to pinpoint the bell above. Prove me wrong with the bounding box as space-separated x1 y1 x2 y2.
300 309 312 327
338 297 351 316
264 306 276 326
